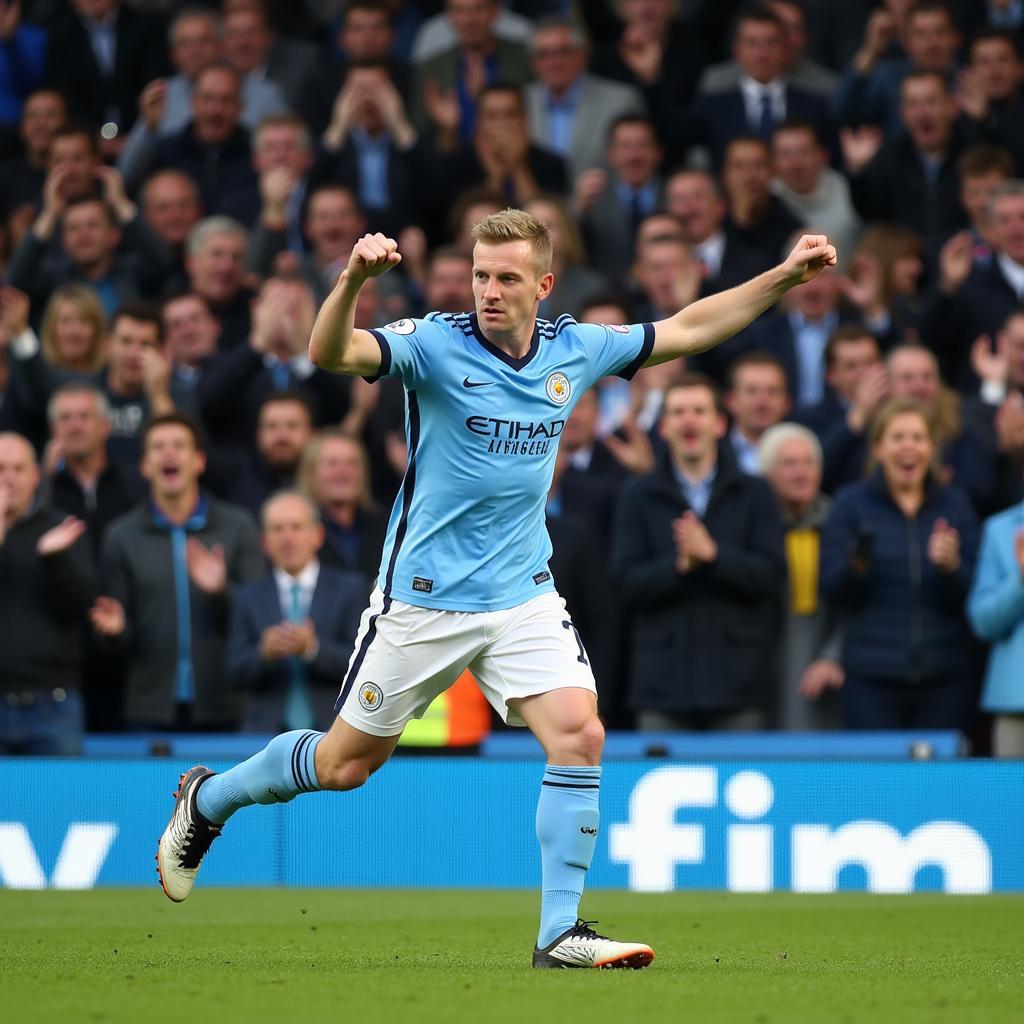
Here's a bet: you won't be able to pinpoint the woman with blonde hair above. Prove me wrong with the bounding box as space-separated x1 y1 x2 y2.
0 283 107 449
821 398 978 730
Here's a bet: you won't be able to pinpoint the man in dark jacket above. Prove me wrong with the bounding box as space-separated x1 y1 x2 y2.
227 491 366 732
0 432 96 754
611 373 786 729
91 413 265 730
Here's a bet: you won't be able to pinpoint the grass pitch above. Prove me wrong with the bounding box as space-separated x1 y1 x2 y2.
2 889 1022 1024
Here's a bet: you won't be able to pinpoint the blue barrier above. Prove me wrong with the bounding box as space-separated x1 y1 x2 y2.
80 730 966 760
1 758 1019 893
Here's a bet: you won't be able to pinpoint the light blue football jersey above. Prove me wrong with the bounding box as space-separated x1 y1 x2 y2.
366 311 654 611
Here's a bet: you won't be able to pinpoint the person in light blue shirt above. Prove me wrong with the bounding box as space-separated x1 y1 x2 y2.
159 207 838 968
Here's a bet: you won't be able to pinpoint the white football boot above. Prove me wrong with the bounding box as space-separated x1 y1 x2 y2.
156 765 222 902
532 919 655 969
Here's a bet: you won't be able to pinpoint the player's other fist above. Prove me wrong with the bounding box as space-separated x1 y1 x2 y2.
347 233 401 283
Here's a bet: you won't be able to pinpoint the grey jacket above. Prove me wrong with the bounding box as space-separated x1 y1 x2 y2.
525 73 646 180
101 495 266 726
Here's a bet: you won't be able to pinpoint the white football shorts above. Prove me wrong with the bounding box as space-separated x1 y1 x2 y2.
334 587 597 737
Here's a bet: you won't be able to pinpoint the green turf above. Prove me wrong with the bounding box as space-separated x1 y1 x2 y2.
2 889 1023 1024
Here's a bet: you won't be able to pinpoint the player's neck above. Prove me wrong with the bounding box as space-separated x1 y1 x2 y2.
483 322 535 360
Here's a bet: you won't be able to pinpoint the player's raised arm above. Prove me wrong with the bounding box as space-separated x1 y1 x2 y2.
645 234 838 366
308 232 402 375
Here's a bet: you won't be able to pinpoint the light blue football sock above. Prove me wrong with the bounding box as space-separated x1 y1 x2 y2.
196 730 324 825
536 763 601 948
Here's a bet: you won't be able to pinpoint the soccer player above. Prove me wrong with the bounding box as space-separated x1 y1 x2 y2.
158 210 836 968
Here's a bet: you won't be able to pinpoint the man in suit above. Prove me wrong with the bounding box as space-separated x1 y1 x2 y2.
198 277 351 453
524 16 645 181
724 351 792 475
185 216 254 351
611 373 786 731
577 114 663 285
226 490 366 733
664 168 773 295
44 0 169 138
250 114 314 259
920 181 1024 391
682 3 836 171
411 0 532 140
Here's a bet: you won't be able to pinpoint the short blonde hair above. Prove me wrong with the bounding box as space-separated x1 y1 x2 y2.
471 208 553 276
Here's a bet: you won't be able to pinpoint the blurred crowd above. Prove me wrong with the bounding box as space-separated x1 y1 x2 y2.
1 0 1024 756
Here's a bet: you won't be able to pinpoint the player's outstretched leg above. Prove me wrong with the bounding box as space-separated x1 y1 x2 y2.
515 690 654 970
157 721 398 901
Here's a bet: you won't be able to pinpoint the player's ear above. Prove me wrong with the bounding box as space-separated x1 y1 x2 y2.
537 271 554 301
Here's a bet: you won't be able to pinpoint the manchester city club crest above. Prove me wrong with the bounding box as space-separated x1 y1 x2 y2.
358 682 384 711
545 372 571 405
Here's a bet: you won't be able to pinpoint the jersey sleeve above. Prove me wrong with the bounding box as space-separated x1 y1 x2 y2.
364 316 451 388
576 321 656 386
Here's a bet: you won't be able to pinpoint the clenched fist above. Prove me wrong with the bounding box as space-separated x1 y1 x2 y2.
347 233 402 284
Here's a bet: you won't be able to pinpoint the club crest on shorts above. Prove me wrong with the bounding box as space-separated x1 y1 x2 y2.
358 682 384 711
545 371 571 405
384 318 416 335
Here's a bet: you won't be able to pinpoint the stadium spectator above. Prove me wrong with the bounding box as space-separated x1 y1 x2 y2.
524 16 646 181
699 0 838 97
0 431 95 755
523 195 607 321
91 412 265 731
185 216 253 350
161 291 220 396
39 126 104 212
121 65 261 226
0 0 46 138
629 235 702 323
957 28 1024 170
967 479 1024 756
612 374 786 730
301 0 410 136
8 169 172 317
577 114 663 284
722 136 805 267
297 428 388 585
411 0 531 63
411 0 532 141
664 168 772 294
842 70 973 254
793 324 888 492
0 89 67 227
725 351 792 475
837 0 961 135
683 4 837 171
759 421 842 730
140 169 203 294
771 120 863 267
821 398 978 730
416 245 474 316
250 114 315 257
214 392 315 516
250 184 364 305
1 283 106 451
198 277 351 452
222 1 316 115
43 381 140 732
841 224 926 346
956 144 1015 268
920 181 1024 392
44 0 169 139
98 302 195 473
553 386 650 545
435 83 568 209
226 490 366 732
314 63 421 238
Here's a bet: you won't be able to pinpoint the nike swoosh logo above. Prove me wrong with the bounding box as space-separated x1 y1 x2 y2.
463 377 495 388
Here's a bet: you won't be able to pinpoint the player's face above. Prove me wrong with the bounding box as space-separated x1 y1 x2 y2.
660 385 725 463
767 436 821 508
262 496 323 575
472 241 552 337
141 425 205 501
